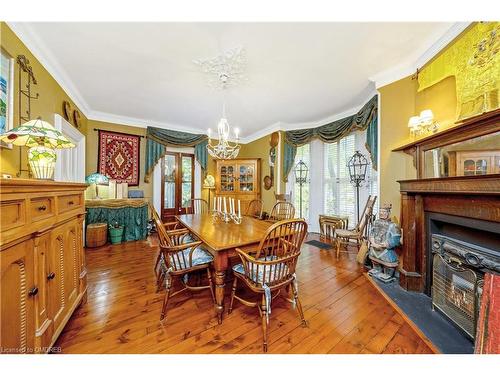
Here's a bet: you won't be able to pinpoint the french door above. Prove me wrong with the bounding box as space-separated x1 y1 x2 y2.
161 152 194 221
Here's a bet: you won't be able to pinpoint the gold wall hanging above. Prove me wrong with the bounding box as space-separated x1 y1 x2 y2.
418 22 499 120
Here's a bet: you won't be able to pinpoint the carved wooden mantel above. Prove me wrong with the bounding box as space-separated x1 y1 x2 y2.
397 175 500 292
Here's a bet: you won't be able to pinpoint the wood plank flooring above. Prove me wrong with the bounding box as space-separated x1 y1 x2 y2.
54 234 434 354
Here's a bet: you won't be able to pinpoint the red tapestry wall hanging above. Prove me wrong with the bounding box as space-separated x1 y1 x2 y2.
98 130 140 186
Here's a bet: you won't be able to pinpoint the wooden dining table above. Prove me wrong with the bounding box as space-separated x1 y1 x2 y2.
177 214 274 324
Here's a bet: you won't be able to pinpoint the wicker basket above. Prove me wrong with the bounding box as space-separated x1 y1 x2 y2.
86 223 108 248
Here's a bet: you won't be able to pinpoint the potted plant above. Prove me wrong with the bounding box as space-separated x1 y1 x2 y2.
109 221 124 244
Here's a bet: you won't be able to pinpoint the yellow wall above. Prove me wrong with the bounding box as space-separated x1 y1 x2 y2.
0 22 88 177
85 119 151 199
379 66 471 219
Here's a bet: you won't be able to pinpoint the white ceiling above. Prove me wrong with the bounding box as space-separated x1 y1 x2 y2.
10 22 463 142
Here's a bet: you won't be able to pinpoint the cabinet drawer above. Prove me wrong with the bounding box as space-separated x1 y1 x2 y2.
0 199 26 232
30 197 55 222
58 194 82 213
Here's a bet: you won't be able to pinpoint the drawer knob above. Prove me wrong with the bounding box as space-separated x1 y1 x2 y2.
68 201 74 205
47 272 56 280
38 205 47 211
28 286 39 297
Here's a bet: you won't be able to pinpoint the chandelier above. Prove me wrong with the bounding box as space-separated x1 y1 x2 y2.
195 47 246 159
207 104 240 159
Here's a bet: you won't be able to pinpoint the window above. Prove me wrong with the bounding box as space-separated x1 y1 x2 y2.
290 144 310 220
323 134 356 225
286 130 378 232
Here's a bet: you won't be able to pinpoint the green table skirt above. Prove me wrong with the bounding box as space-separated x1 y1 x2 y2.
85 205 148 242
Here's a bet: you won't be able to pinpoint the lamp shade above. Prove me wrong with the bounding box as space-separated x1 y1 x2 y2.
419 109 434 123
203 174 215 188
85 173 109 185
408 116 421 128
0 119 74 149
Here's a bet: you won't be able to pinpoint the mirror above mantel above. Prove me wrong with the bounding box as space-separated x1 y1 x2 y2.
393 109 500 180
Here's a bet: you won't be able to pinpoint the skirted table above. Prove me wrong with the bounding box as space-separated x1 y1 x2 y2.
85 198 149 242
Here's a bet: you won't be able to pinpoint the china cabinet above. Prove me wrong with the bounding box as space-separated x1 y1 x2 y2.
215 158 261 214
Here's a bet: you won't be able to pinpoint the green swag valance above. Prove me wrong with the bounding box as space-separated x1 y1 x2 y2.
144 126 208 183
283 94 378 182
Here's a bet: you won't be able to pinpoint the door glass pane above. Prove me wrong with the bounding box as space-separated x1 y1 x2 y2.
181 156 193 207
239 165 254 191
164 155 176 209
221 165 235 191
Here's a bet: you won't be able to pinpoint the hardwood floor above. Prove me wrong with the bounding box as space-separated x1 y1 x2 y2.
54 234 434 354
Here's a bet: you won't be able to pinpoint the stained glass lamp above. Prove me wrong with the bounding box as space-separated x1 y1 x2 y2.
0 119 74 179
85 173 109 185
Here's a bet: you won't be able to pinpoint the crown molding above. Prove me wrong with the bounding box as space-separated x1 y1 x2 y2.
369 22 471 88
7 22 92 116
87 110 206 135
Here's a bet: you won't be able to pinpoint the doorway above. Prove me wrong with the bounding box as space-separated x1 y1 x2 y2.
161 152 194 221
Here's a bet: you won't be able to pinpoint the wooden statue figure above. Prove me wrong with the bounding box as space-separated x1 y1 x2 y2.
368 203 401 283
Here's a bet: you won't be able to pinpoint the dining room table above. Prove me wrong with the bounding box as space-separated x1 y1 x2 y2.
176 213 274 324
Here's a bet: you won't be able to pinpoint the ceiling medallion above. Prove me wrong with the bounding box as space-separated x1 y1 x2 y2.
195 47 245 159
193 47 247 89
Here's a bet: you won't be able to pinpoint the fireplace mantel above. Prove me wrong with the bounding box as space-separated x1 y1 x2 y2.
397 175 500 292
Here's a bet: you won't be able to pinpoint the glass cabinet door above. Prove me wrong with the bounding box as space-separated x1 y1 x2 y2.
220 165 235 192
239 164 254 192
475 159 487 175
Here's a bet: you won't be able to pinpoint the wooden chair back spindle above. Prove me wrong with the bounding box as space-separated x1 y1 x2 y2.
269 201 295 221
245 199 263 219
188 198 209 214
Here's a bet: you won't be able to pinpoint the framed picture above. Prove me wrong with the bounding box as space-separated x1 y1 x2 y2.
1 48 14 148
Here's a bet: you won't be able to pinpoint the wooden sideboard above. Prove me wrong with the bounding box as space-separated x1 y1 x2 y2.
215 158 261 214
0 179 87 354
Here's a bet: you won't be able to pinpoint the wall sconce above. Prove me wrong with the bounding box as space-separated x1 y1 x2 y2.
408 109 440 137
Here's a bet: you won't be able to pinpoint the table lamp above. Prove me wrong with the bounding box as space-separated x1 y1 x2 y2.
203 174 216 210
0 118 74 179
85 173 109 199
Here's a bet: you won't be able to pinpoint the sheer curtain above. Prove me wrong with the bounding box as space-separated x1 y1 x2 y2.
287 130 377 232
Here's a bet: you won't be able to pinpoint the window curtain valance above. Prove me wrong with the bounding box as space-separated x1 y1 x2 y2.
283 94 378 181
144 126 208 183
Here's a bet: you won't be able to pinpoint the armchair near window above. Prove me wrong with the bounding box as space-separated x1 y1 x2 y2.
334 195 377 258
229 219 308 352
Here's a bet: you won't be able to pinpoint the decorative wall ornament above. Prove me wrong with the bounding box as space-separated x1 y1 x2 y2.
73 109 82 128
0 48 14 149
62 100 72 122
418 22 499 120
16 55 39 177
98 130 140 186
193 47 247 89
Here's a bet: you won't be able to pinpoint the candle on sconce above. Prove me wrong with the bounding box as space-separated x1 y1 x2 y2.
223 197 227 214
229 198 233 215
213 197 216 211
238 199 241 218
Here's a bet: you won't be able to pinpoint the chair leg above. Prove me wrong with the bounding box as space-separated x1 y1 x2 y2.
156 270 165 293
154 252 161 276
335 237 341 259
160 282 172 321
228 278 238 314
291 280 307 327
261 294 269 353
206 268 216 303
